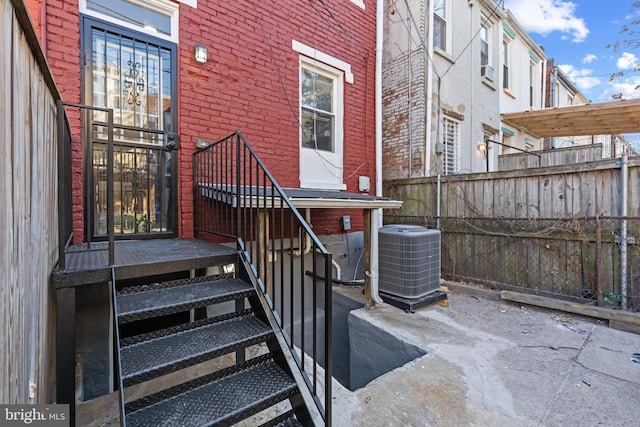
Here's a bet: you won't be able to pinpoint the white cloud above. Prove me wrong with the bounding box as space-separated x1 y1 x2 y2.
598 76 640 101
558 64 601 91
616 52 639 70
506 0 589 43
583 54 597 64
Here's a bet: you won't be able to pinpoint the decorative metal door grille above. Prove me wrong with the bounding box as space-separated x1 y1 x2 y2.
84 18 177 237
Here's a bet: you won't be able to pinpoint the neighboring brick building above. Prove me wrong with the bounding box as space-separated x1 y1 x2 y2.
382 0 504 178
26 0 378 244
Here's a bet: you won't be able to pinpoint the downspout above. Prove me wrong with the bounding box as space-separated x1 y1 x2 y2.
293 208 312 256
620 153 628 309
540 58 547 157
371 0 384 305
295 206 340 279
407 15 413 176
541 59 547 109
425 0 435 177
424 1 440 230
549 67 558 148
436 173 441 229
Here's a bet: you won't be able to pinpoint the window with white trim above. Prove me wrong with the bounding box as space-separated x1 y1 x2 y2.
529 62 534 107
441 116 460 175
503 40 510 90
301 64 338 153
298 57 346 190
433 0 450 53
480 24 489 67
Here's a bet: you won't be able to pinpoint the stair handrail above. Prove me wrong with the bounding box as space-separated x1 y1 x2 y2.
110 267 127 427
56 101 115 267
193 130 332 425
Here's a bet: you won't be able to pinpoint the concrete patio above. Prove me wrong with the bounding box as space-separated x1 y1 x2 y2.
331 284 640 426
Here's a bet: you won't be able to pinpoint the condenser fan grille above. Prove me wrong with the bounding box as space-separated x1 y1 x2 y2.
378 224 441 299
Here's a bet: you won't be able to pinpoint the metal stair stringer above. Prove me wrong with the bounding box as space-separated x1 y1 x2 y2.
237 251 326 427
110 256 314 426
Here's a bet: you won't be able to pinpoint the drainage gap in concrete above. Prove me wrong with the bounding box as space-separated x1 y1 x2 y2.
332 290 427 391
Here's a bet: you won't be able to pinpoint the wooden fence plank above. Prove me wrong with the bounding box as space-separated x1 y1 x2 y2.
0 0 13 403
385 155 640 303
1 0 59 404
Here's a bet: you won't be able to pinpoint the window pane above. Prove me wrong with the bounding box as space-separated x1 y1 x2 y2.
434 0 445 18
480 26 488 66
87 0 172 36
434 16 446 50
480 41 488 66
91 28 172 144
503 64 509 89
301 68 333 113
301 107 335 152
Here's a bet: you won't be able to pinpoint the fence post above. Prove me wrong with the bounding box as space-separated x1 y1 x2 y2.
596 217 603 306
620 154 628 310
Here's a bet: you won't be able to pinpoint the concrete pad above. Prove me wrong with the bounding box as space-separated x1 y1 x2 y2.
576 324 640 384
540 366 640 426
331 289 639 426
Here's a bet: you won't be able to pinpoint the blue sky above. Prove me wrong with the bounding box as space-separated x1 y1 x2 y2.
505 0 640 103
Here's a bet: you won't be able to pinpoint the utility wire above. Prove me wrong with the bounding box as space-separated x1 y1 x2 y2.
401 0 441 78
441 0 504 78
253 0 368 180
313 0 370 57
252 0 299 132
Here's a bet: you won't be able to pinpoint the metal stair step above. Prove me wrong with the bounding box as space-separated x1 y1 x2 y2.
117 276 254 323
121 313 273 386
126 359 299 427
259 410 304 427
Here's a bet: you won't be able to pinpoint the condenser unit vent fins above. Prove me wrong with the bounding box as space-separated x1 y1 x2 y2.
378 224 441 299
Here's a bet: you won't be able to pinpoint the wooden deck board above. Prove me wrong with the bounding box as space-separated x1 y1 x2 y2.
53 239 238 288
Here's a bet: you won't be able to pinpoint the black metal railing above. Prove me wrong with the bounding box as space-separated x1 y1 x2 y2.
56 101 115 268
56 101 73 269
193 130 333 424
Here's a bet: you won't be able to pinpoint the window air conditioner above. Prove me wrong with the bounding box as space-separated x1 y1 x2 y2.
481 65 495 82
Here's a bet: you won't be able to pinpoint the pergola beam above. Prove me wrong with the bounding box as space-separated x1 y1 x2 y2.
502 99 640 138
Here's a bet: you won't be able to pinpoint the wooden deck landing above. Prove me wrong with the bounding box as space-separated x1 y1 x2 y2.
52 239 238 288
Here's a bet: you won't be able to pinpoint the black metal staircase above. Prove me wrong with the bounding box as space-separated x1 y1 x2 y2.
113 265 312 426
54 118 332 425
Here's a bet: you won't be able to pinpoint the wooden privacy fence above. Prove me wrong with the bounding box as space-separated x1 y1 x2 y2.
498 144 604 171
384 156 640 310
0 0 62 404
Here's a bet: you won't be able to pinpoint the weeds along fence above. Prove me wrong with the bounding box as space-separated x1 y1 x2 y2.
385 215 640 311
384 155 640 311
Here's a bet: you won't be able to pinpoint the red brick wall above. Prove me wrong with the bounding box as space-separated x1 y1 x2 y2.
178 0 376 237
28 0 376 240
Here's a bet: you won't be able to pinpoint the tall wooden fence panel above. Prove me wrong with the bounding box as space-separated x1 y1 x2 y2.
498 144 604 171
0 0 60 404
385 157 640 309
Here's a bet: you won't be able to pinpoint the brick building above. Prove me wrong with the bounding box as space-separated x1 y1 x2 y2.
25 0 382 246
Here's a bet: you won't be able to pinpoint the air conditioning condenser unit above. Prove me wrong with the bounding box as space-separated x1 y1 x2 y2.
378 224 441 299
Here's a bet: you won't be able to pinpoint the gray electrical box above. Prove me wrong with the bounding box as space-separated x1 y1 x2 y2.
342 215 351 231
378 224 441 298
